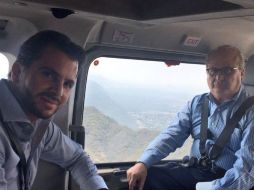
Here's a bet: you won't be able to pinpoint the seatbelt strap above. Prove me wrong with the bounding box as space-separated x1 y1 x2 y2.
209 96 254 160
0 111 27 190
199 95 209 157
0 111 48 190
200 96 254 161
30 121 48 154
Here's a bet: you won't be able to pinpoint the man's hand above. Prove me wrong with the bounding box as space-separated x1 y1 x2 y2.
127 162 148 190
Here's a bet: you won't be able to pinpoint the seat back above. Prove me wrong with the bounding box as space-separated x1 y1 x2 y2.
243 55 254 95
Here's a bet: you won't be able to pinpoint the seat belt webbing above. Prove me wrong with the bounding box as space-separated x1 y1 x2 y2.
200 96 254 161
0 111 48 190
209 96 254 160
200 95 209 157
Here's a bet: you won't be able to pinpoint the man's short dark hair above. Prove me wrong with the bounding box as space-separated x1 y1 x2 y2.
17 30 85 66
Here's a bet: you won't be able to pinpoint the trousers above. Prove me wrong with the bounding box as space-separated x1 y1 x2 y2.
143 161 226 190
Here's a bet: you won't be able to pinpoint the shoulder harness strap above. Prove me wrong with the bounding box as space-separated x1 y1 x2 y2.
0 111 48 190
200 96 254 161
209 96 254 160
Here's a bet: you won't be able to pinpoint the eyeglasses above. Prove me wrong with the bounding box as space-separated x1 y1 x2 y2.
206 67 239 77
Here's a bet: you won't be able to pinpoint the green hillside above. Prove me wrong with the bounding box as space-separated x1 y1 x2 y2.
83 106 192 163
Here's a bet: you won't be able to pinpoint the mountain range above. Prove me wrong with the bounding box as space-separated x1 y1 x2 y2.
83 106 192 162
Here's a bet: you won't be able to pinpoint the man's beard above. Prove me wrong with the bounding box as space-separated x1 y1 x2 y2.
21 87 59 119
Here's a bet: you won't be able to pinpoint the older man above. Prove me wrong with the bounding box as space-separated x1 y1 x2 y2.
127 45 254 190
0 30 108 190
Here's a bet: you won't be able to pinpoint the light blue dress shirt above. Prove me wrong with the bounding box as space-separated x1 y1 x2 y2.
139 85 254 190
0 79 108 190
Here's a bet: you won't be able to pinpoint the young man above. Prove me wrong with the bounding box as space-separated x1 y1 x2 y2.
127 45 254 190
0 30 108 190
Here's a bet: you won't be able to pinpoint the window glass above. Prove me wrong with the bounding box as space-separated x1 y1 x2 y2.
83 57 209 163
0 53 9 79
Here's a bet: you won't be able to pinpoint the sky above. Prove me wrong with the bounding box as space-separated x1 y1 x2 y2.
0 55 209 93
0 53 9 79
89 57 209 92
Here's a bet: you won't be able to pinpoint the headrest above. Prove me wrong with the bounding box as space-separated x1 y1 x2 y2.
243 55 254 86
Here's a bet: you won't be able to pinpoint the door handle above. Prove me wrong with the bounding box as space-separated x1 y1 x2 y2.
113 169 126 176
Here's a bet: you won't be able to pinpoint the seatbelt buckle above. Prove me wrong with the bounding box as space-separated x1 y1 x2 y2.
198 155 212 170
210 160 217 174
